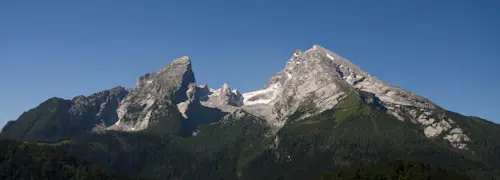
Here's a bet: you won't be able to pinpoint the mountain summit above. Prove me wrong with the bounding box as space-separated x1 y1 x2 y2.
0 45 485 149
108 56 195 132
2 45 499 179
240 45 469 149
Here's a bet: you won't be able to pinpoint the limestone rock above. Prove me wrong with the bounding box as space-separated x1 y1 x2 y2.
108 56 195 132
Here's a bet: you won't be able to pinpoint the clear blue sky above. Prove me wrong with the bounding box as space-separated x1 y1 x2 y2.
1 0 499 127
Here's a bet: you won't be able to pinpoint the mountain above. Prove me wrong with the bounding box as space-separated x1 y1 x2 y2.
1 87 127 142
107 56 195 134
1 45 499 179
242 45 470 149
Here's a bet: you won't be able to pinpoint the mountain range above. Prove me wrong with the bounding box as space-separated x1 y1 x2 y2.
2 45 499 179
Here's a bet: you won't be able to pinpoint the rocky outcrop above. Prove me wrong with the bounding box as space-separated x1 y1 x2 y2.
177 83 201 119
106 57 233 134
444 127 470 149
243 45 354 127
70 86 128 127
108 56 195 132
242 45 436 126
1 87 128 142
173 82 229 135
204 83 244 107
240 44 471 150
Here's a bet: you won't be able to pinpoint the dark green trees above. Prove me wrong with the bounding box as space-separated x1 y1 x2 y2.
0 139 131 180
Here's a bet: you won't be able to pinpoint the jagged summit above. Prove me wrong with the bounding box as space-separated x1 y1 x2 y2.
109 56 196 132
109 47 474 149
241 45 469 149
0 45 476 150
204 83 244 107
221 82 231 93
2 44 499 180
160 56 191 72
108 56 244 132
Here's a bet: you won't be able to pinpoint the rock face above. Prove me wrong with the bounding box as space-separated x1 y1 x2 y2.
243 46 353 126
107 56 229 134
243 45 434 124
108 56 195 132
204 83 244 107
94 46 472 149
70 86 128 127
0 45 478 150
177 83 201 119
1 87 128 142
241 45 470 149
3 44 500 180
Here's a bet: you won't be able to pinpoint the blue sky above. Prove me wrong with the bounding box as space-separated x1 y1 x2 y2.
1 0 499 126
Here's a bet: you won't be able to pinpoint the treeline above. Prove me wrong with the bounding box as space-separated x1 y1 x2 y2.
0 139 138 180
320 160 471 180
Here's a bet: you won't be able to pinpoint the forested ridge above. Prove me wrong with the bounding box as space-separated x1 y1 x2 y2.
0 139 138 180
320 160 471 180
0 137 477 180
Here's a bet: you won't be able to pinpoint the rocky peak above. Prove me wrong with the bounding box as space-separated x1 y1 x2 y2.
222 83 231 93
177 83 201 119
204 83 244 107
245 45 437 122
175 82 231 134
159 56 191 72
109 56 196 132
242 44 470 149
243 45 354 126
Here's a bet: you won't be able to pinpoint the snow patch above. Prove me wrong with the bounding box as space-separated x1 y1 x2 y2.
345 73 356 85
242 83 280 106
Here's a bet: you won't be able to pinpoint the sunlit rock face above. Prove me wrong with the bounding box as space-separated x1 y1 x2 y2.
240 45 470 149
101 45 471 150
204 83 244 107
108 56 195 132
